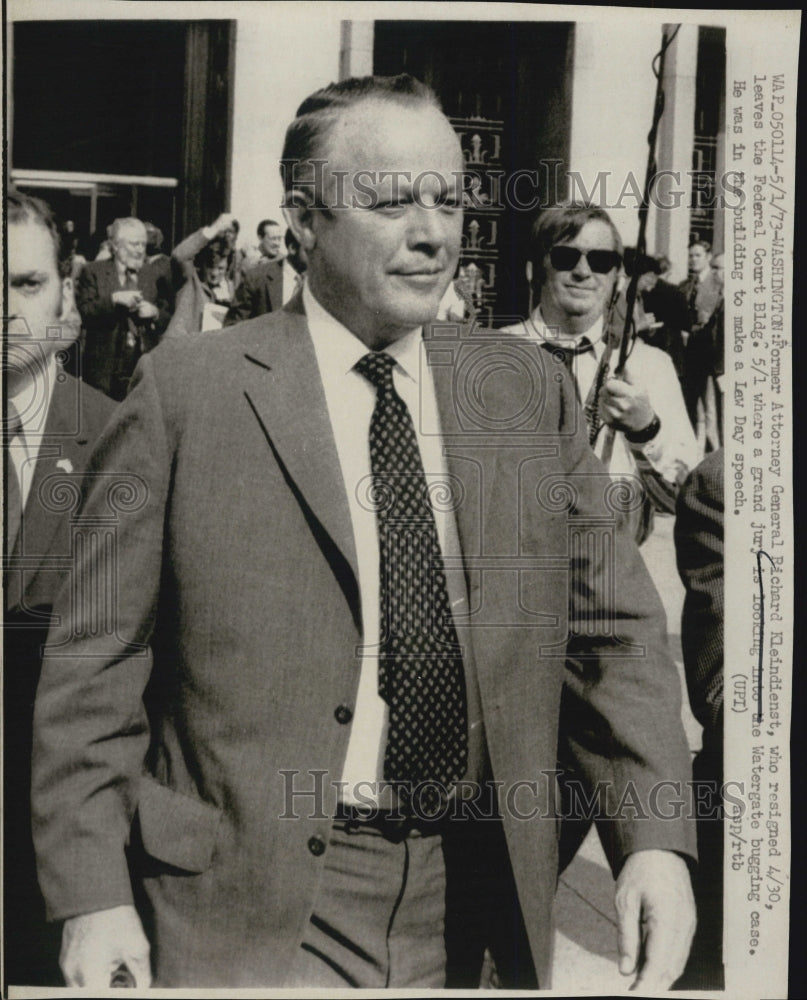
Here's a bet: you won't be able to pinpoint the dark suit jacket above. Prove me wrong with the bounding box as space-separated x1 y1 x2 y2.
32 304 696 988
674 448 724 736
76 259 172 400
679 271 723 331
4 374 115 989
225 258 284 325
640 278 689 377
673 448 724 989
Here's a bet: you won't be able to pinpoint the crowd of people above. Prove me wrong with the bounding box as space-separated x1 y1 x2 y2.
58 213 304 400
5 72 725 992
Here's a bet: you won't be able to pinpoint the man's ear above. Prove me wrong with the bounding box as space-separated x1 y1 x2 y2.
525 260 533 286
283 191 317 254
58 276 75 321
57 276 82 346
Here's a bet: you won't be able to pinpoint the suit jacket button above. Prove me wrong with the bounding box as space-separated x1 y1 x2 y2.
334 705 353 725
308 835 326 857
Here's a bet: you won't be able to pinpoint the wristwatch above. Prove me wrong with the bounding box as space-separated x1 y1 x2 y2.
625 412 661 444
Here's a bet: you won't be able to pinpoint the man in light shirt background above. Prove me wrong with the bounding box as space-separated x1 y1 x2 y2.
502 204 698 543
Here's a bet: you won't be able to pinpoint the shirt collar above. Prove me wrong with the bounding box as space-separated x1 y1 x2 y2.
9 352 57 444
526 306 605 351
303 283 423 384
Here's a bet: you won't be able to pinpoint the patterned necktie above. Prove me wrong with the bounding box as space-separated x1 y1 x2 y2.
5 402 23 556
355 351 468 814
539 337 594 402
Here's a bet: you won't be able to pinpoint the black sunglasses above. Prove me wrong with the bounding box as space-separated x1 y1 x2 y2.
549 245 622 274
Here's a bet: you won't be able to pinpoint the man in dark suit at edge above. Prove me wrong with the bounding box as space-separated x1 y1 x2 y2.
32 75 696 990
4 191 116 989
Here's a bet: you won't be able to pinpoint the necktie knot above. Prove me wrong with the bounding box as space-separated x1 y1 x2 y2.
355 352 396 393
542 335 594 361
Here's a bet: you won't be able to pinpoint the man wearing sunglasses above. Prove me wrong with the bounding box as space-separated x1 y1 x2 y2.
504 204 697 544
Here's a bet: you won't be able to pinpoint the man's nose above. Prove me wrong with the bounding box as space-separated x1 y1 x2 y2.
571 252 593 278
407 205 448 251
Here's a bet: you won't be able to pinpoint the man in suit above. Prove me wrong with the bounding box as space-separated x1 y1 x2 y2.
634 253 689 379
224 246 284 323
4 191 116 989
674 449 724 990
32 75 696 991
75 217 171 400
679 240 723 431
256 218 285 262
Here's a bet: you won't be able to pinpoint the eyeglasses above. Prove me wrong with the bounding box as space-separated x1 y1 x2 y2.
548 246 622 274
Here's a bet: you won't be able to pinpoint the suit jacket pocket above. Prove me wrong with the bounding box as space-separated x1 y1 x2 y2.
136 774 222 873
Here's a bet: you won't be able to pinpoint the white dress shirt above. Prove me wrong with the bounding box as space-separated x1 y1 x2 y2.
501 307 698 488
304 284 456 804
8 354 58 513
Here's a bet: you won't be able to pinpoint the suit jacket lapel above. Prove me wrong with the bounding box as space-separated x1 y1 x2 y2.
6 377 92 610
242 306 360 618
425 325 496 566
22 377 87 559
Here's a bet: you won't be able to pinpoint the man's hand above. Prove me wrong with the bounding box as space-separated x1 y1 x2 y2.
111 290 144 311
599 369 655 433
60 905 152 989
136 300 159 321
615 849 696 991
211 212 237 235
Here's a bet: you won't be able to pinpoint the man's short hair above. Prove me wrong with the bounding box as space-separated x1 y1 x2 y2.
144 221 164 253
280 74 442 195
257 219 280 238
689 239 711 253
6 189 71 278
110 217 146 243
527 204 624 289
197 238 230 269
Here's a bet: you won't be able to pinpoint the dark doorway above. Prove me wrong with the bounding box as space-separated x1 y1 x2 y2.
374 21 574 324
12 20 234 251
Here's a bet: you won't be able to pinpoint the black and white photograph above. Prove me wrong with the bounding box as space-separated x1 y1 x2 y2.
3 3 795 996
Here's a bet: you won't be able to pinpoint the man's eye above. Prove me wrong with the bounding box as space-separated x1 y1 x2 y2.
374 199 406 213
13 278 44 293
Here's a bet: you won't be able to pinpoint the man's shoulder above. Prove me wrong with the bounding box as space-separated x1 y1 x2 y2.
45 374 116 439
77 258 113 284
153 308 304 367
249 258 283 282
683 448 724 498
77 376 118 423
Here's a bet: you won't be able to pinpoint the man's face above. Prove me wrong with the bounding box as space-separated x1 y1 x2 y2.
202 260 227 287
711 254 724 283
539 219 620 330
637 271 659 294
112 222 147 271
301 98 464 348
259 224 284 260
7 219 73 392
688 244 711 275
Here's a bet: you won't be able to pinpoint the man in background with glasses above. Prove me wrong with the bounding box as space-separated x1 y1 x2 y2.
503 204 697 544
